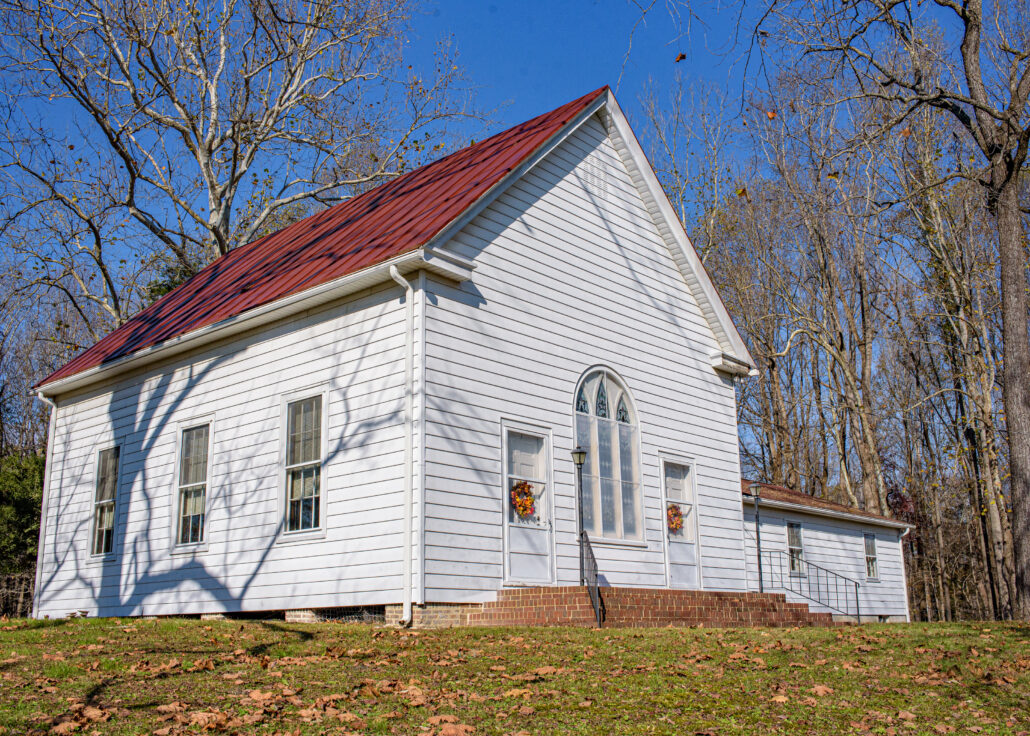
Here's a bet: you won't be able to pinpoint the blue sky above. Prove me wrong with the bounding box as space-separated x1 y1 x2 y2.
406 0 756 136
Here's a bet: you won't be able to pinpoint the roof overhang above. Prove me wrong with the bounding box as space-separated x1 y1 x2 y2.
37 247 472 399
742 494 912 530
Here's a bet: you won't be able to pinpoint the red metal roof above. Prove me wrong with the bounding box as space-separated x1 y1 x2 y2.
39 87 609 390
741 479 900 525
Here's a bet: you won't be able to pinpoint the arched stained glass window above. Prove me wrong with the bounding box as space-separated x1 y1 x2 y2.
573 369 641 540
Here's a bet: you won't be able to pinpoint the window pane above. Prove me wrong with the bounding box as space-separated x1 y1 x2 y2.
597 419 614 479
618 424 637 484
180 425 209 486
178 486 206 545
507 432 544 480
581 474 598 535
93 502 114 555
509 479 546 525
664 463 683 501
595 378 609 418
788 522 803 549
96 447 119 502
864 534 876 556
287 396 321 466
599 476 617 535
287 465 320 531
621 481 639 538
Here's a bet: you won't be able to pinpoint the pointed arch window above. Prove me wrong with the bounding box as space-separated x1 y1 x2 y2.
595 380 609 419
576 386 590 414
616 397 630 424
573 369 641 540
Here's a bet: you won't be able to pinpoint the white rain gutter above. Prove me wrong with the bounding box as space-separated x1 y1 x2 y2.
35 247 473 400
32 392 58 618
741 494 911 530
389 266 415 627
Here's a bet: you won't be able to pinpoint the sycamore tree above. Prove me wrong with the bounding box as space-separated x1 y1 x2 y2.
0 0 472 338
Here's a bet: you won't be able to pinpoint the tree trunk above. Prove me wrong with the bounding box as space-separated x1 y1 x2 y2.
992 176 1030 619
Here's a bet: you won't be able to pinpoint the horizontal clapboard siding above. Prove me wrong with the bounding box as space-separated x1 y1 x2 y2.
36 284 409 618
422 113 747 602
742 506 909 619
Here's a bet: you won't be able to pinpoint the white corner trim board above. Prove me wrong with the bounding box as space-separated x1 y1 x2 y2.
37 248 473 400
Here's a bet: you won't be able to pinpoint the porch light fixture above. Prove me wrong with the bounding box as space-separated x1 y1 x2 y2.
572 447 587 584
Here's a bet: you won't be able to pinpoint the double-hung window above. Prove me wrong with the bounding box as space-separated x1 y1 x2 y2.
92 447 119 556
864 533 878 579
176 425 210 546
285 395 322 532
787 522 804 575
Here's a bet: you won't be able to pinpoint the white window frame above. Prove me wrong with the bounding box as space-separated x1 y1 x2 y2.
787 521 805 576
573 367 645 544
170 416 214 554
659 453 703 589
500 419 555 586
864 533 879 581
277 386 329 542
90 444 120 560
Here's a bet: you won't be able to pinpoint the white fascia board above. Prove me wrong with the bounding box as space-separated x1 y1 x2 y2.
741 495 911 530
599 92 757 374
421 93 609 255
38 248 472 399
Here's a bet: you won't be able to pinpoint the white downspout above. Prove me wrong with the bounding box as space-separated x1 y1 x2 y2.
33 392 58 619
390 266 414 627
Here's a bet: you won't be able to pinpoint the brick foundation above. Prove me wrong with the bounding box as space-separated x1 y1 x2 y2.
385 603 474 629
284 609 320 623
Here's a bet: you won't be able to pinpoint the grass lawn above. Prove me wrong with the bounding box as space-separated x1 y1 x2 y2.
0 618 1028 735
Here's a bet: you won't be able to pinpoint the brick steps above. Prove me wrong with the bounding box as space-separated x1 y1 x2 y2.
466 586 835 628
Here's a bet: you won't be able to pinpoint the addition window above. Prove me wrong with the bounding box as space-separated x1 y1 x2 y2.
176 424 210 546
92 447 119 556
574 369 641 541
284 395 323 532
787 522 804 575
864 533 878 579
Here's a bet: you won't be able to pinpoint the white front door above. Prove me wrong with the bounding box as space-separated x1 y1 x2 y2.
503 427 554 584
663 459 700 588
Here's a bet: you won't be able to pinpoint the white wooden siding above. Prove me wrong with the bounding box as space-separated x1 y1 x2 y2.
421 113 747 602
36 284 410 618
742 505 910 619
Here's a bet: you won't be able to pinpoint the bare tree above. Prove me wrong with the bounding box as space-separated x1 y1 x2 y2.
0 0 472 331
764 0 1030 618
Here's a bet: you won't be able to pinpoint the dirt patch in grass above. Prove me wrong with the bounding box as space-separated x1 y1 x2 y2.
0 618 1027 734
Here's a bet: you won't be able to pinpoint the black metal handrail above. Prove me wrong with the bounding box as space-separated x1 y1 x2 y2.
759 549 861 618
579 531 605 627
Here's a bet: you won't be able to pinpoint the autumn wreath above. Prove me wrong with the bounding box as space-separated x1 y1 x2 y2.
510 480 536 520
667 503 684 534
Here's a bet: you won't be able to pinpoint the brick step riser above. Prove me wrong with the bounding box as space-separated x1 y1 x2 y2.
468 587 837 628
